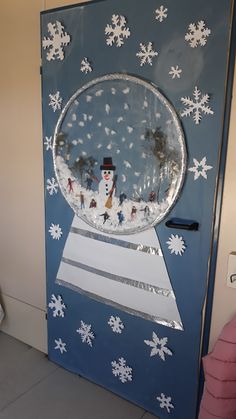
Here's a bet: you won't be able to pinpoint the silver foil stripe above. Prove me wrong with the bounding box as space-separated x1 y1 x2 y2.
56 278 183 331
61 257 175 299
70 227 163 256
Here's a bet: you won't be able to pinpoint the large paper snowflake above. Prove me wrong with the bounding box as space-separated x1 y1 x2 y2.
136 42 158 66
166 234 186 256
46 177 58 195
42 21 71 61
180 86 214 125
49 91 63 112
111 357 133 383
156 393 174 413
80 57 93 74
76 321 95 347
155 5 168 22
44 136 53 151
189 157 213 180
54 338 67 354
48 294 66 318
144 332 172 361
185 20 211 48
108 316 125 334
48 223 63 240
105 15 131 47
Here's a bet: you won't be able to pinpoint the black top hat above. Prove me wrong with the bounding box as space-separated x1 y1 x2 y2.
100 157 116 171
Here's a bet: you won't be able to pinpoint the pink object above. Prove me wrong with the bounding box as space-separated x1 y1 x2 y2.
199 314 236 419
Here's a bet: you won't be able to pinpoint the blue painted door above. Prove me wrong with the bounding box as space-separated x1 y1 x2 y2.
41 1 235 417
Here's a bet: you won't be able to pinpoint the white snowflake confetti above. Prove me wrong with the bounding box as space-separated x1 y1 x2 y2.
189 157 213 180
46 177 58 195
95 89 104 97
86 95 92 102
49 91 63 112
54 338 67 354
185 20 211 48
121 174 127 182
76 320 95 347
72 113 77 121
144 332 173 361
97 144 102 149
166 234 186 256
124 160 132 168
127 126 133 133
117 116 124 123
111 129 116 135
155 5 168 22
80 57 93 74
136 42 158 66
108 316 125 333
143 98 148 108
105 127 110 135
105 14 131 47
180 86 214 124
129 143 134 149
111 357 132 383
48 294 66 318
44 136 53 151
42 21 71 61
123 87 130 94
124 103 129 110
67 122 72 128
111 88 116 95
48 223 63 240
105 104 111 115
157 393 174 413
169 65 182 79
134 172 141 176
116 149 120 154
107 143 112 150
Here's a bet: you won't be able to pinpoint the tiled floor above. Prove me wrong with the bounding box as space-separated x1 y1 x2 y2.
0 332 157 419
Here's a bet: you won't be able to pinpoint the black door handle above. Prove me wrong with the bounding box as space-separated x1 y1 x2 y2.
165 218 199 231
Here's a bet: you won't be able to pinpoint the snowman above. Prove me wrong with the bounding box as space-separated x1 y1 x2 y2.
98 157 117 208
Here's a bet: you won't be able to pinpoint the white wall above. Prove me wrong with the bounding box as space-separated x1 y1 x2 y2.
0 0 235 353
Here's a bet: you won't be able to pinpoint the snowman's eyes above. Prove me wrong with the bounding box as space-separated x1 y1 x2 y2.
104 171 107 174
108 171 110 174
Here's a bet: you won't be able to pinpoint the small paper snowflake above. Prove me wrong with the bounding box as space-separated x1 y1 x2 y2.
42 21 71 61
189 157 213 180
166 234 186 256
169 65 182 79
155 5 168 22
76 321 95 347
111 357 133 383
49 91 63 112
80 57 93 74
48 223 63 240
54 338 67 354
185 20 211 48
105 14 131 47
48 294 66 318
136 42 158 66
144 332 173 361
157 393 174 413
180 86 214 125
108 316 125 334
44 136 53 151
46 177 58 195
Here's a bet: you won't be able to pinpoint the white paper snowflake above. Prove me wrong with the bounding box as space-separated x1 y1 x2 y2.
105 14 131 47
46 177 59 195
144 332 173 361
42 21 71 61
48 294 66 318
180 86 214 124
80 57 93 74
54 338 67 354
44 136 53 151
185 20 211 48
156 393 174 413
48 223 63 240
111 357 133 383
49 91 63 112
166 234 186 256
108 316 125 333
155 5 168 22
136 42 158 66
189 157 213 180
76 321 95 347
169 65 182 79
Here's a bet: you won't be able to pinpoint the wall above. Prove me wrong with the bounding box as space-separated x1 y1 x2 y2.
0 0 235 354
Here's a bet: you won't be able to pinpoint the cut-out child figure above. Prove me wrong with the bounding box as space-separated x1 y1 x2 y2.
117 210 124 225
98 157 116 207
100 211 110 224
80 191 85 209
67 177 75 193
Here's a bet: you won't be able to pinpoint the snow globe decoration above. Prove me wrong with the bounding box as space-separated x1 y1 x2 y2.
53 74 186 234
